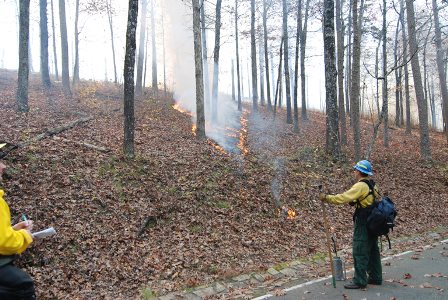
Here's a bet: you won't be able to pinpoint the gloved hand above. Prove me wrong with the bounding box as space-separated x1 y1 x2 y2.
319 193 327 201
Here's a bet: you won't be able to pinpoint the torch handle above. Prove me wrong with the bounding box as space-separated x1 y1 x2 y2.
320 197 336 288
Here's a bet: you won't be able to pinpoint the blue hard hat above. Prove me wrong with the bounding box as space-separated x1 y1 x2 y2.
353 160 373 176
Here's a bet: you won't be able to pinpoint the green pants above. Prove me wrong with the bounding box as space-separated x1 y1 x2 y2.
352 218 382 286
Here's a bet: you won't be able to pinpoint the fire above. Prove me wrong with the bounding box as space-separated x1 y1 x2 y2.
238 110 249 156
279 206 297 220
207 139 227 154
172 103 192 116
192 124 197 136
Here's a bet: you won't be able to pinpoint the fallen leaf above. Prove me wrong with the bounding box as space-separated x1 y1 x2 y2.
273 289 286 296
404 273 412 279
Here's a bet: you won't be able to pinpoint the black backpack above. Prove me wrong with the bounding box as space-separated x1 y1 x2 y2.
360 179 397 249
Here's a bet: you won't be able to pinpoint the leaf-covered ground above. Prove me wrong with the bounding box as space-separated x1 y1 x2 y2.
1 70 447 299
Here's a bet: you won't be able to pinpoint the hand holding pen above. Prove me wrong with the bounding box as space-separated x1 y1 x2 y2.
12 214 34 231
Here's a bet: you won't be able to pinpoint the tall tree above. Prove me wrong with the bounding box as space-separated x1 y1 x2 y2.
106 0 118 84
231 59 236 102
382 0 389 147
200 0 211 109
432 0 448 138
40 0 51 89
258 29 265 106
323 0 340 157
300 0 310 121
293 0 302 131
345 0 353 117
405 0 431 160
17 0 30 112
393 15 401 127
211 0 223 123
124 0 139 158
263 0 272 111
73 0 80 85
161 2 167 95
135 0 147 96
50 0 59 80
151 0 157 92
235 0 242 111
192 0 206 139
282 0 292 124
59 0 71 96
336 0 346 144
250 0 258 112
400 0 411 134
351 0 362 160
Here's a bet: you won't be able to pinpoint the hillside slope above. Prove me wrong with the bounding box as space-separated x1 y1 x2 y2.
1 70 447 299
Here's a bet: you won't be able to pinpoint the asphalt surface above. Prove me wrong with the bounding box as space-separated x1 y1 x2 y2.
254 239 448 300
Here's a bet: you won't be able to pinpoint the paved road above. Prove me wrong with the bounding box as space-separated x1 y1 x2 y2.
254 240 448 300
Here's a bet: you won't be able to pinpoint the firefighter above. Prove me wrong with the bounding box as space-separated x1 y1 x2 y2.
319 160 382 289
0 143 36 299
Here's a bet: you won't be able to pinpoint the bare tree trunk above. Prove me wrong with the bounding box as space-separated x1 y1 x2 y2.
59 0 71 96
40 0 51 89
151 0 157 93
293 0 302 132
345 0 352 117
405 0 431 160
17 0 30 112
192 0 206 139
430 77 436 128
123 0 139 158
135 0 147 96
382 0 389 147
282 0 292 124
394 16 401 127
423 23 432 128
250 0 258 112
323 0 340 157
351 0 361 160
300 0 310 121
336 0 346 144
235 0 242 111
274 37 284 118
432 0 448 139
211 0 222 123
107 0 118 84
263 0 272 111
258 32 265 106
231 59 236 102
162 4 166 95
50 0 58 80
200 0 210 109
400 0 411 134
72 0 80 86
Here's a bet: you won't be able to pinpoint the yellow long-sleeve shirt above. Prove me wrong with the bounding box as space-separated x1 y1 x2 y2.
325 179 380 208
0 189 33 255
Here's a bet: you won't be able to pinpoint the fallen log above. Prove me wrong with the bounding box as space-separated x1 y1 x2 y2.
52 136 110 153
18 116 93 148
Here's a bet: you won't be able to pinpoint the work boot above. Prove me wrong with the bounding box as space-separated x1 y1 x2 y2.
343 282 366 289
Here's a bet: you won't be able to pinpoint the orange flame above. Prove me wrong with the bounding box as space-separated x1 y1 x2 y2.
238 110 249 155
192 124 197 136
172 103 192 116
279 206 297 220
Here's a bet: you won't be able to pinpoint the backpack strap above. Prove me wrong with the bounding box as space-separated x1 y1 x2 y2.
356 179 375 208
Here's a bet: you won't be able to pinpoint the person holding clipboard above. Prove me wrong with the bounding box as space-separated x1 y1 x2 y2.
0 143 36 299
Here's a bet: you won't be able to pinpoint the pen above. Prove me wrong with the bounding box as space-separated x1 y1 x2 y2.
22 214 29 226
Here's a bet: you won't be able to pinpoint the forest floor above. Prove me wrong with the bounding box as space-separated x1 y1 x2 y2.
0 69 447 299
